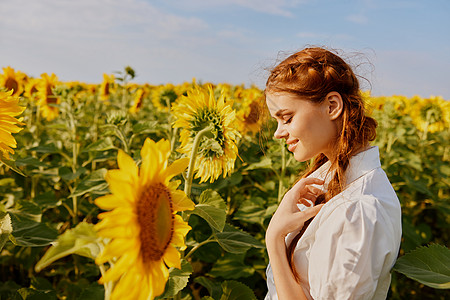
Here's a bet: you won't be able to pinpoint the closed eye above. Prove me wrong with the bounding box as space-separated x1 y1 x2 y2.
283 116 292 124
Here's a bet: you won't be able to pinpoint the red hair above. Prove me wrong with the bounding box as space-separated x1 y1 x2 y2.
265 47 377 281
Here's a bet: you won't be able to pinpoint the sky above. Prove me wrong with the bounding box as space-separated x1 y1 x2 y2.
1 0 449 99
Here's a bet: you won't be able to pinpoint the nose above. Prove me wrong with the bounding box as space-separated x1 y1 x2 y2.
273 123 287 139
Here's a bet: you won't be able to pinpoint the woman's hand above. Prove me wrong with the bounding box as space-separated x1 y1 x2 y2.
266 177 325 241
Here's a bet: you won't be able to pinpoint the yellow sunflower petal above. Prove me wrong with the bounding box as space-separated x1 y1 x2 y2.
99 249 139 283
148 259 169 297
111 270 142 300
162 157 189 183
163 244 181 269
171 190 195 212
117 149 138 179
95 194 129 210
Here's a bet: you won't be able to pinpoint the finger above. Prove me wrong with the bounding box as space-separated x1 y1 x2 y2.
302 192 318 202
300 203 325 221
292 177 324 190
306 185 324 196
301 177 325 186
297 198 312 207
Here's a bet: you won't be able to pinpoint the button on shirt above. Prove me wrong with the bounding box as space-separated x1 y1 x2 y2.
265 146 402 300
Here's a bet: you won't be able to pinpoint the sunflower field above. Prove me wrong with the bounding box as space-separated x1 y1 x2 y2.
0 66 449 300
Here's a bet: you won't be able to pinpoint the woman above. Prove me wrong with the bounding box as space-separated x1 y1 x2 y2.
264 47 402 299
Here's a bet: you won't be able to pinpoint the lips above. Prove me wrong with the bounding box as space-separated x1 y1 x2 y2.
287 139 299 152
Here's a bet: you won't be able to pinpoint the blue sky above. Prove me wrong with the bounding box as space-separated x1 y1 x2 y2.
1 0 449 98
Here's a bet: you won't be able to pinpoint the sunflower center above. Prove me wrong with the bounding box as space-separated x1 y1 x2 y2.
5 78 18 93
190 108 225 158
103 82 110 96
244 101 261 124
30 86 38 95
137 183 174 263
43 84 58 104
159 89 178 107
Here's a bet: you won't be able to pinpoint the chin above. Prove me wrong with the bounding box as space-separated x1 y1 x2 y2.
293 151 312 163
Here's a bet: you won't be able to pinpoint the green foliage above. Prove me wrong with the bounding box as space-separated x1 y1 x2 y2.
35 222 101 272
1 80 448 300
393 244 450 289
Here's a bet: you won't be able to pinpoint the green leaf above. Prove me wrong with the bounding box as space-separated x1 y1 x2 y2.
34 192 61 210
35 222 100 272
70 169 108 198
198 189 226 210
0 280 21 300
244 156 272 171
11 200 42 222
234 198 266 225
214 224 264 254
0 212 13 251
189 189 227 232
208 253 254 279
58 166 87 181
194 277 223 300
17 287 57 300
29 143 60 154
190 205 226 232
9 213 57 247
132 121 159 134
401 218 432 252
393 244 450 289
157 260 193 299
0 152 25 176
82 137 116 153
220 280 257 300
76 282 104 300
15 157 50 168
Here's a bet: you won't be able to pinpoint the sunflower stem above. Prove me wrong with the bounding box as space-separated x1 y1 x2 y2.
68 103 79 224
99 264 112 300
170 126 179 153
185 236 215 260
115 127 130 154
421 109 432 141
91 100 101 171
184 125 214 199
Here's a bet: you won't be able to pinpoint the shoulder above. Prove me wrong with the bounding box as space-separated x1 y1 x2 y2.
315 168 401 235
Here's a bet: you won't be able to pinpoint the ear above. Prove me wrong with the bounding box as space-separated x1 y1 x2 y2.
325 92 343 120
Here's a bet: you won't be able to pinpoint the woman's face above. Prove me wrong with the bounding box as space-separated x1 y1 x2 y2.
266 92 339 162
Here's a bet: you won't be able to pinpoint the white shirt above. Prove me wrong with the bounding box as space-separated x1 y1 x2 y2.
265 146 402 300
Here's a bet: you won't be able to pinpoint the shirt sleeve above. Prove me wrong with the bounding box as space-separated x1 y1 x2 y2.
306 195 395 300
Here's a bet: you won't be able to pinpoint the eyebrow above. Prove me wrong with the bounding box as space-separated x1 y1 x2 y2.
275 109 290 118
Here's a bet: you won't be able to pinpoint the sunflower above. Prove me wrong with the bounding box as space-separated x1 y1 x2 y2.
172 85 240 183
151 84 179 112
410 96 450 133
24 77 40 101
95 138 194 300
365 93 386 115
236 87 266 135
0 67 25 97
0 90 26 160
100 74 115 101
129 88 146 113
36 73 60 121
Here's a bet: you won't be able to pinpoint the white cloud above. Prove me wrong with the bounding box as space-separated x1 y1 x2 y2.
0 0 268 86
0 0 208 41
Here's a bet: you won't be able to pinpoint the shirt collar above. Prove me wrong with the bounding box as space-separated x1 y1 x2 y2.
345 146 381 185
308 146 381 188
